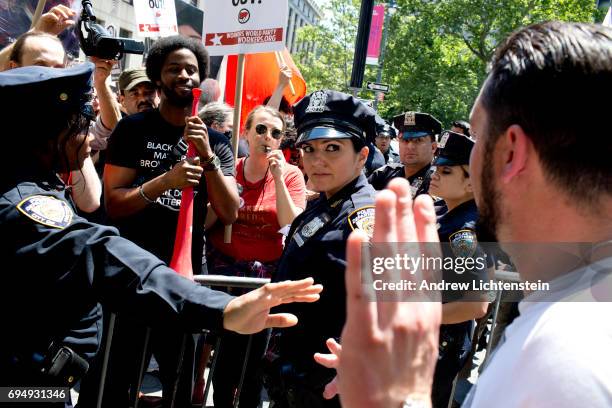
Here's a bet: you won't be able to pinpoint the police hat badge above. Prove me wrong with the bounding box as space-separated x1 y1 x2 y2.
305 90 328 113
348 206 375 238
404 112 416 126
449 229 478 261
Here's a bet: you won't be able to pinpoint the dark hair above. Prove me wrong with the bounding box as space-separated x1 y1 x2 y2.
280 126 298 150
481 22 612 205
263 95 293 115
145 36 209 86
452 120 471 136
9 32 63 64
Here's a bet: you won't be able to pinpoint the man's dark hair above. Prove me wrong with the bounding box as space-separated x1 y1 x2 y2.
452 120 471 136
145 36 209 86
9 32 63 64
481 21 612 205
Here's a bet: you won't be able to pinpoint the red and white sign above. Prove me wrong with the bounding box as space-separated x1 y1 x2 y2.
133 0 178 38
203 0 288 56
366 4 385 65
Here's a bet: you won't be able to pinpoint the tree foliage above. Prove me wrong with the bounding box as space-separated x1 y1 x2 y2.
295 0 604 127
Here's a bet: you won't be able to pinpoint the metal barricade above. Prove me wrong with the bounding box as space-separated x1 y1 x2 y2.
95 275 269 408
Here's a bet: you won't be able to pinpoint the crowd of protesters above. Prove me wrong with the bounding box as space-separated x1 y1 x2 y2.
0 4 610 408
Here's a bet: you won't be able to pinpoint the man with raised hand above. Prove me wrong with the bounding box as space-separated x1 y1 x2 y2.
318 21 612 408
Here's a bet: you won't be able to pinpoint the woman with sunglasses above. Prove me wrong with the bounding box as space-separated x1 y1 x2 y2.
264 90 377 408
428 130 489 408
206 105 306 408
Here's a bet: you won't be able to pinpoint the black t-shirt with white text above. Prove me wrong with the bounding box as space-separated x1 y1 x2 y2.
106 109 235 271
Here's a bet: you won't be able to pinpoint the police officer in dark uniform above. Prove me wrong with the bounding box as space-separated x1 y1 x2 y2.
368 111 442 196
427 130 489 408
0 64 321 406
374 123 400 164
265 90 377 408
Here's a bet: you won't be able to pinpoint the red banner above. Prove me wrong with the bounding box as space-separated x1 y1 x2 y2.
224 48 307 132
366 4 385 65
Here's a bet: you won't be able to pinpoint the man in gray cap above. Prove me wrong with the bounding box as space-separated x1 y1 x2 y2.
368 111 442 196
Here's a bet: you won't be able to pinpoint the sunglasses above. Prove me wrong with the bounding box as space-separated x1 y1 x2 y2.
255 123 283 140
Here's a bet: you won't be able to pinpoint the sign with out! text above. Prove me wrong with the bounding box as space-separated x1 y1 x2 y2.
203 0 288 56
133 0 178 38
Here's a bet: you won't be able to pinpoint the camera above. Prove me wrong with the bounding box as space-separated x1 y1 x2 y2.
78 0 145 60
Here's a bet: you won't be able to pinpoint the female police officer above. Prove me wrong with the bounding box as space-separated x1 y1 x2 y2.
0 64 321 400
265 90 377 408
428 130 489 408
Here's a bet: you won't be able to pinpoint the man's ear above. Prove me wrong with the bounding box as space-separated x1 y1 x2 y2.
431 141 438 153
500 124 530 184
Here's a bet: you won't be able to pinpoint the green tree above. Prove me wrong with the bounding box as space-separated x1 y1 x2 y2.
295 0 603 127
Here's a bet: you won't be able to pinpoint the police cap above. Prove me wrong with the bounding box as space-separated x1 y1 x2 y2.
377 123 397 138
293 90 377 147
0 62 94 125
392 111 442 140
433 130 475 166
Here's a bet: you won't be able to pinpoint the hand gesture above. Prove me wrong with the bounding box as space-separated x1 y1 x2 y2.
267 149 285 180
90 57 118 87
314 178 441 408
278 65 293 88
163 157 203 190
223 277 323 334
34 5 75 36
184 116 213 160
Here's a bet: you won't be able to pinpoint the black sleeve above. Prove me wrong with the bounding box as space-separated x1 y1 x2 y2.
367 167 387 190
105 116 141 169
209 129 236 177
1 196 233 333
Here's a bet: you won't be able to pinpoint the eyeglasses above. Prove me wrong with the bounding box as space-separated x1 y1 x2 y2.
255 123 283 140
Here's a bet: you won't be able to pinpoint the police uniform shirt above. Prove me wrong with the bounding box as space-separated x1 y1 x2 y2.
436 199 486 347
273 174 376 369
0 178 232 384
368 162 432 195
105 108 235 267
383 148 400 164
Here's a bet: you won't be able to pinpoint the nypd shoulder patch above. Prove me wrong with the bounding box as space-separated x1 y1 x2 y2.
348 206 375 237
449 229 478 258
16 195 74 229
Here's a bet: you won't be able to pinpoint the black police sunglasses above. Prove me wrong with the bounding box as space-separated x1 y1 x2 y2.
255 123 283 140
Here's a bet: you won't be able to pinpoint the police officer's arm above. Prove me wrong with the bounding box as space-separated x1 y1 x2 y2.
185 117 239 225
5 198 322 334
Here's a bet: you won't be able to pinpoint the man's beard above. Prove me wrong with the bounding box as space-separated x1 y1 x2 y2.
476 151 500 243
160 83 194 108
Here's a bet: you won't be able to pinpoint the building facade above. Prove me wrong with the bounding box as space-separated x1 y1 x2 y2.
286 0 322 53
